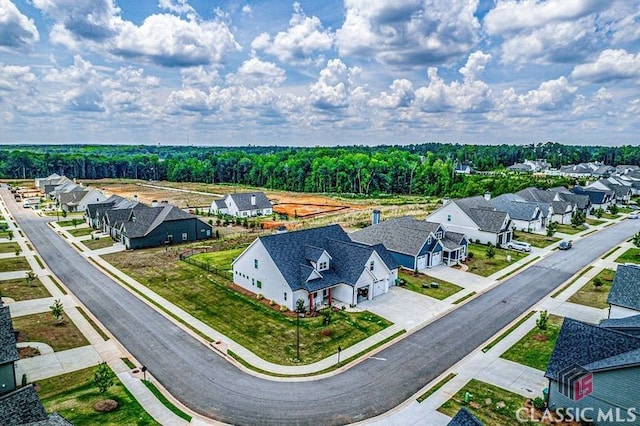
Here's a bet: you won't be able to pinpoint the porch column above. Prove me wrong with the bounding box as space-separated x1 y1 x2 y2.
368 284 373 301
328 288 332 305
309 292 314 311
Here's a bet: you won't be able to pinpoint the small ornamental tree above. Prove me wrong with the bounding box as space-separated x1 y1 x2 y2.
486 246 496 259
546 222 558 238
571 211 585 227
7 230 13 241
594 208 604 219
49 299 64 323
25 271 36 286
610 204 619 215
296 298 305 314
633 232 640 248
592 277 604 290
92 362 115 394
536 310 549 331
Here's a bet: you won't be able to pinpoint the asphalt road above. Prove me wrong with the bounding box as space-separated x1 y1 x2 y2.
4 188 638 425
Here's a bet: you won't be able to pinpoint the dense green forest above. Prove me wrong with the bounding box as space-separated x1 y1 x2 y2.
1 142 638 198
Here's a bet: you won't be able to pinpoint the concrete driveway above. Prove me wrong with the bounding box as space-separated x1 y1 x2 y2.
358 286 447 331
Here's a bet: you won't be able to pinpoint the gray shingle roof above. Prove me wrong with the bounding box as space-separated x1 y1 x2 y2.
0 386 48 425
607 265 640 311
0 305 18 365
122 205 196 238
455 197 509 233
227 192 272 211
545 318 640 380
557 192 590 210
259 225 397 293
571 186 611 204
448 407 483 426
516 187 557 203
600 314 640 330
59 190 88 206
489 195 541 221
441 231 467 250
350 216 437 256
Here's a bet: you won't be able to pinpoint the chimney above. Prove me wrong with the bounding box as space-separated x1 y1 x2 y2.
251 194 256 206
134 195 138 202
152 200 158 207
442 197 450 205
161 200 168 204
372 209 381 225
484 192 491 201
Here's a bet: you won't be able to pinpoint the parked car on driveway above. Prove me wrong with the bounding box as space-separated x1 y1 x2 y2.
506 241 531 252
558 241 572 250
629 213 638 219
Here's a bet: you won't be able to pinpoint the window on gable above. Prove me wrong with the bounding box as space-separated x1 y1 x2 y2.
284 292 287 301
447 214 451 222
436 231 443 239
369 260 374 271
319 261 328 271
252 278 255 286
254 259 258 269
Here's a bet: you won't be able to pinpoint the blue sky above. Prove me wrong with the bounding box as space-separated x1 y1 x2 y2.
0 0 639 146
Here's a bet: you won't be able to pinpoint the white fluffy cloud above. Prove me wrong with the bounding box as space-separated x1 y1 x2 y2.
495 76 577 118
227 57 286 86
32 0 239 67
0 0 40 50
309 59 361 109
571 49 640 83
251 2 333 65
484 0 605 34
336 0 480 66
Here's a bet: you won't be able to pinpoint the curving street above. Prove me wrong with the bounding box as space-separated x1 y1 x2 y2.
4 188 638 425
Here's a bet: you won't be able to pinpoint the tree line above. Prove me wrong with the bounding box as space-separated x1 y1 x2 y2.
1 142 637 198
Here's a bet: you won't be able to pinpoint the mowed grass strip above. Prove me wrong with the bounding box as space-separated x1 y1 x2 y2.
83 237 115 251
554 224 582 235
189 247 245 271
466 243 528 277
0 242 20 254
67 227 95 237
0 277 51 301
615 248 640 265
513 231 559 248
500 314 563 371
438 379 527 425
13 311 90 352
398 270 462 300
37 366 159 426
0 256 30 272
103 248 392 365
567 269 615 309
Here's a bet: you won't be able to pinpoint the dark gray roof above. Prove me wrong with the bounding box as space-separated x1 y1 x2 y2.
600 314 640 330
228 192 272 211
607 265 640 311
516 187 557 203
596 179 632 198
0 386 48 425
545 318 640 380
58 190 88 206
259 224 397 293
558 192 590 210
571 186 611 204
0 305 18 365
213 199 226 209
447 407 483 426
455 197 509 233
441 231 467 250
26 412 72 426
122 205 196 238
489 195 541 221
350 216 438 256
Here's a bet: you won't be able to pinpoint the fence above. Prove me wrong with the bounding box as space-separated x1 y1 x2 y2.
179 248 233 281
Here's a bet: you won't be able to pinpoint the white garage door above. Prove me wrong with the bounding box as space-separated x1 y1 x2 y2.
417 255 428 270
431 251 442 267
372 280 385 297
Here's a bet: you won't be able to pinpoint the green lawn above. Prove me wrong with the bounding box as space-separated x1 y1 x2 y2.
513 231 559 248
0 242 20 254
13 311 90 352
554 224 583 235
0 256 30 272
0 231 12 239
83 237 115 251
104 249 392 365
57 219 85 227
37 366 158 426
466 243 528 277
602 212 620 220
501 314 563 371
67 227 95 237
0 277 50 301
190 247 245 271
586 218 605 226
438 379 528 425
398 270 462 300
615 248 640 265
567 269 615 309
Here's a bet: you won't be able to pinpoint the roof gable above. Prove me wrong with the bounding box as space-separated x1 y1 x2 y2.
607 265 640 311
350 216 436 256
226 192 272 211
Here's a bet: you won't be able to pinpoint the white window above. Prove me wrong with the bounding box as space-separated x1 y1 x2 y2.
447 215 451 222
254 259 259 269
284 292 287 301
436 231 443 239
319 261 328 271
369 260 374 271
182 232 188 241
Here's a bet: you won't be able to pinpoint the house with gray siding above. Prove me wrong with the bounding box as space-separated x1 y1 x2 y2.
545 318 640 425
350 216 467 270
607 264 640 319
